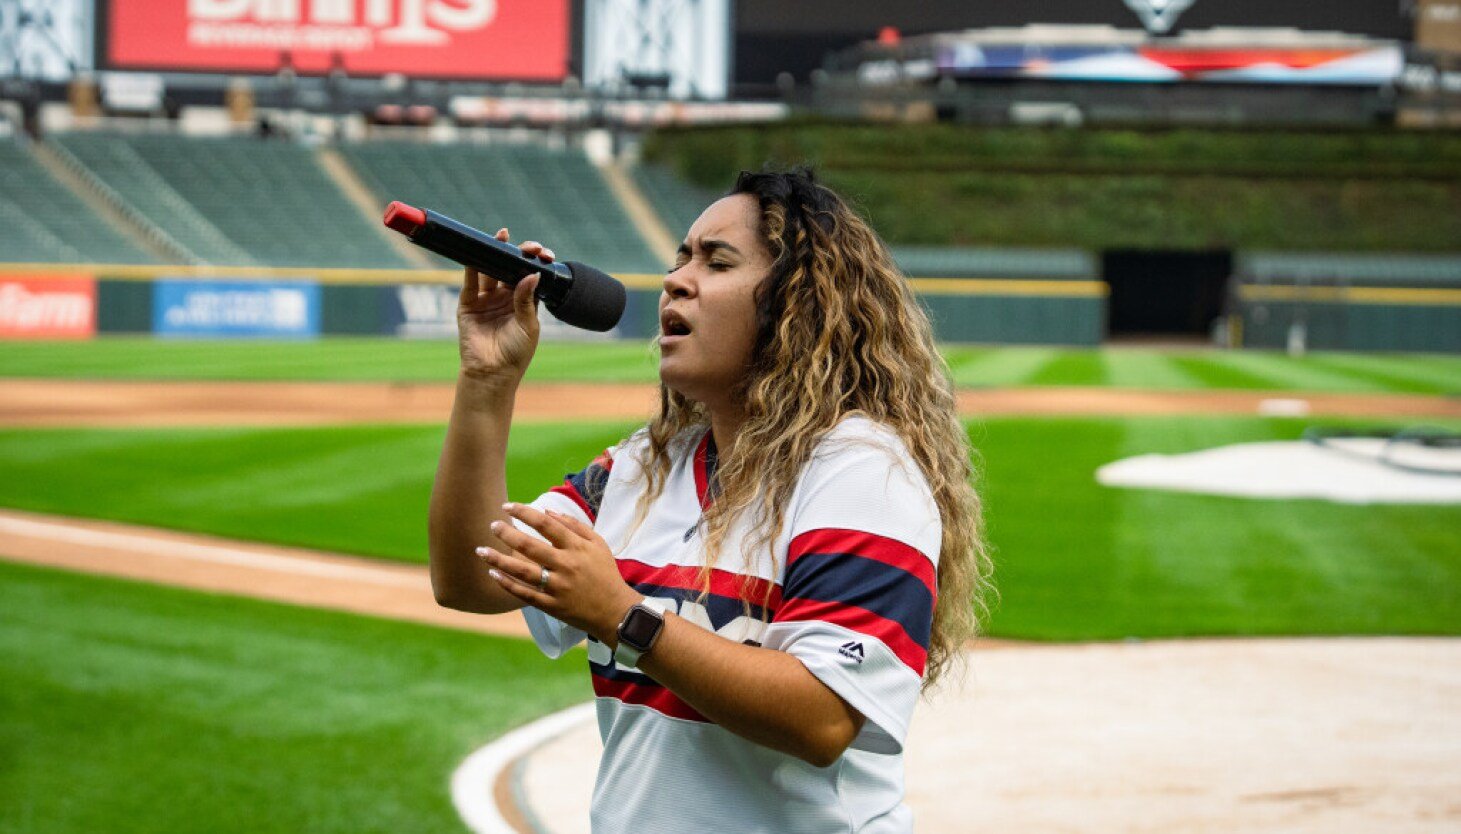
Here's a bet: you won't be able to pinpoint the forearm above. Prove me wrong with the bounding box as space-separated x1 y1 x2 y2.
428 374 524 612
631 614 864 767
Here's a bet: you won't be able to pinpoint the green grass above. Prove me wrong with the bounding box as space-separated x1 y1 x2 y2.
975 417 1461 639
0 421 637 561
1 418 1456 640
4 338 1457 394
0 558 587 834
0 337 660 383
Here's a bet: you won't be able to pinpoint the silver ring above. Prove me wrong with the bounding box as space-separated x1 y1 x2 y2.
536 566 551 592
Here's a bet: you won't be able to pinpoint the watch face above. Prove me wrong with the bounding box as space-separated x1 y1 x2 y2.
620 606 663 650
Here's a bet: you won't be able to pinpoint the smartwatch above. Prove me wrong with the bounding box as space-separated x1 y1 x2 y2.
613 601 667 669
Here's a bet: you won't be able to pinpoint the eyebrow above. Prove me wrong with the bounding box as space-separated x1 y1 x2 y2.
676 238 744 259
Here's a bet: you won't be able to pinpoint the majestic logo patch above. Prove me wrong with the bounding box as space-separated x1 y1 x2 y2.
1122 0 1195 34
838 641 866 663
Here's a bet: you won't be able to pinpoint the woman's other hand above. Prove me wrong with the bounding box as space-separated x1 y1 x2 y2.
477 504 642 642
456 229 557 384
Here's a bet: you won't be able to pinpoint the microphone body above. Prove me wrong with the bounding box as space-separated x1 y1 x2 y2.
383 201 626 332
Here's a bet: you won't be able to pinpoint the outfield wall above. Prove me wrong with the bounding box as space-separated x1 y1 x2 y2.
1233 254 1461 354
0 265 1108 346
9 261 1461 352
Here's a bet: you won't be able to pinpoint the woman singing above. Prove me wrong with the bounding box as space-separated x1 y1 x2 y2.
429 168 991 833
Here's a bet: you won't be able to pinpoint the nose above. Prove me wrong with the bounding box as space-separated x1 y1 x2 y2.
663 264 693 299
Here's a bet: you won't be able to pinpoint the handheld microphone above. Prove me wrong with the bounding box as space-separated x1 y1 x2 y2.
383 201 627 333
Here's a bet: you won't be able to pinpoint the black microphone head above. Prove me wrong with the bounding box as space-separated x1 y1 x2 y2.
548 262 627 332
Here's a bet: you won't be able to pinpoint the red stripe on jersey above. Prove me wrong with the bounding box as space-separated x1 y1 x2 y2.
616 558 782 610
549 484 595 521
788 528 936 598
774 598 929 675
593 675 709 723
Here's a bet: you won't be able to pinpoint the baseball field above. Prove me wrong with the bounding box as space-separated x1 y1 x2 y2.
2 338 1458 832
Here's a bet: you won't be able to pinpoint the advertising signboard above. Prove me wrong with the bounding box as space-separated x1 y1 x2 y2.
935 43 1404 86
0 276 97 340
104 0 568 80
385 283 615 339
154 279 320 338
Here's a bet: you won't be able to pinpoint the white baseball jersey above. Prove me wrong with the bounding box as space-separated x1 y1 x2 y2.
517 416 941 833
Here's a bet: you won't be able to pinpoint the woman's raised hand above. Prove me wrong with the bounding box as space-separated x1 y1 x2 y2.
477 504 642 642
456 228 556 384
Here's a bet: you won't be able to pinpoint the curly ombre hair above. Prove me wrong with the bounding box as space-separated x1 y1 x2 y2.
633 168 992 689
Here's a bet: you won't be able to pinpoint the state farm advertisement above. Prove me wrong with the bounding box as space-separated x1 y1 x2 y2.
105 0 568 80
0 277 96 340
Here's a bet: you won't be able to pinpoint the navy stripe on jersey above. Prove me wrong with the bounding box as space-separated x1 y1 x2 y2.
588 642 710 722
617 559 780 623
776 529 936 674
551 448 614 521
627 584 774 630
780 552 933 647
587 648 656 683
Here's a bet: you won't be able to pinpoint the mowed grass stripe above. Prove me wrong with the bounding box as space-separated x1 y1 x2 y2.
0 422 637 561
972 418 1129 639
2 418 1456 640
0 338 664 384
1167 353 1293 390
2 339 1459 394
944 346 1061 387
1024 350 1110 387
0 559 588 834
1302 353 1461 396
1102 350 1208 390
1103 417 1298 635
1205 350 1403 393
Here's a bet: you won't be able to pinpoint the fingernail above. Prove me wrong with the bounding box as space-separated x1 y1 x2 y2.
488 569 502 580
489 521 501 532
502 502 517 511
475 546 491 557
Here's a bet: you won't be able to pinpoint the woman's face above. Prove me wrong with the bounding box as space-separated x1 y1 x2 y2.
658 194 772 408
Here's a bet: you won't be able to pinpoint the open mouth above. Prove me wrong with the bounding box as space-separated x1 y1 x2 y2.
661 311 692 337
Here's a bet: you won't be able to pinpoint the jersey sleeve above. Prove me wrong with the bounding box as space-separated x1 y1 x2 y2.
761 432 941 755
518 446 616 658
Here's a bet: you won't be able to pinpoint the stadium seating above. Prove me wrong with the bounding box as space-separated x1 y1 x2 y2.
55 133 411 269
0 138 152 264
341 141 663 273
630 162 721 240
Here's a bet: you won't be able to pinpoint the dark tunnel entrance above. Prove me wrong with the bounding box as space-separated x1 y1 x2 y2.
1102 249 1233 343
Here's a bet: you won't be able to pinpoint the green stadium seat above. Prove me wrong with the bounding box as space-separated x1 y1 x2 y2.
630 163 721 241
54 133 412 269
0 138 152 264
341 141 663 274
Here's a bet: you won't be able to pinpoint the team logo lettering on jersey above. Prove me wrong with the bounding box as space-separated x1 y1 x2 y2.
838 641 866 664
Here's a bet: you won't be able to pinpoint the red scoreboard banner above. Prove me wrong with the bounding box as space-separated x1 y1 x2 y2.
106 0 568 80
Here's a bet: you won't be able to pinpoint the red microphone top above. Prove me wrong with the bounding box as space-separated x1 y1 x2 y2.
383 201 426 235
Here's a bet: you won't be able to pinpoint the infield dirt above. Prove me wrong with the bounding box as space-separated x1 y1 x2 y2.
2 380 1458 427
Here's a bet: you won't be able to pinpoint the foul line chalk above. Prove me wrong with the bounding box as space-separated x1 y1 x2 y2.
452 702 597 834
0 513 422 587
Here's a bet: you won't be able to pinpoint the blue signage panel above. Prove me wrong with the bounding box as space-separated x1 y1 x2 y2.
154 279 321 338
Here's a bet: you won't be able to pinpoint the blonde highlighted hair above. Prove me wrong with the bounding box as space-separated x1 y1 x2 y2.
632 169 992 689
